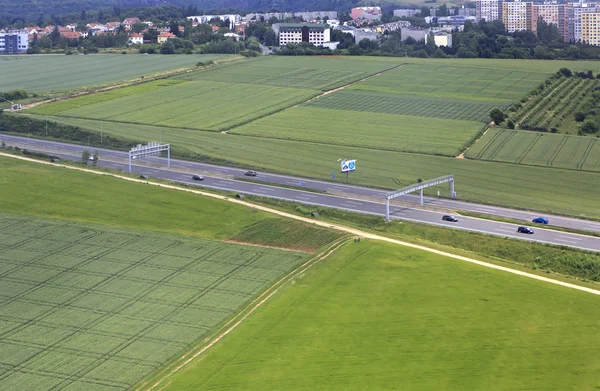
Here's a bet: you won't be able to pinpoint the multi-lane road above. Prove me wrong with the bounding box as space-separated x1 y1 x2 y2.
2 133 600 252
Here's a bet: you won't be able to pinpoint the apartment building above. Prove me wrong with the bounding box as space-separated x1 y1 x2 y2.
534 3 567 38
272 23 331 46
566 2 599 42
0 30 28 54
502 1 535 32
581 11 600 44
476 0 504 21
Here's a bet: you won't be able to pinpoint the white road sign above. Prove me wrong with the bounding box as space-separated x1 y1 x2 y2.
341 159 356 173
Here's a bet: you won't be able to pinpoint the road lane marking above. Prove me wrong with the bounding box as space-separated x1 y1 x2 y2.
555 239 579 244
558 236 582 241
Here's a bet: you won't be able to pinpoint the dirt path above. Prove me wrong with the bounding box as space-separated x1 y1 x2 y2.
456 127 490 158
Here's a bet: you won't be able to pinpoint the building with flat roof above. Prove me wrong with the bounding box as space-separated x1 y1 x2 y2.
351 7 382 21
534 3 567 38
401 26 431 42
567 2 599 42
581 11 600 45
502 1 535 32
0 30 28 54
476 0 503 21
273 23 331 46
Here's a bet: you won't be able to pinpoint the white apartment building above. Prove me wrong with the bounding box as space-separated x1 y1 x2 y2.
0 30 28 54
476 0 503 22
273 23 331 46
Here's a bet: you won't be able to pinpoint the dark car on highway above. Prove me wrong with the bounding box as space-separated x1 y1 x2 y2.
532 217 549 224
442 215 458 222
192 175 204 181
245 170 257 177
517 226 534 234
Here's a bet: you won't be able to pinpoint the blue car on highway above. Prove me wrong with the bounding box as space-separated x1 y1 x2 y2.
532 217 549 224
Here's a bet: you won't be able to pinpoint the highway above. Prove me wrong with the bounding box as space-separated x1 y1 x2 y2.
2 133 600 252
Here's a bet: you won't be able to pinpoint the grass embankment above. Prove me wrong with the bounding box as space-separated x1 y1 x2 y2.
157 240 600 391
244 196 600 284
0 156 342 250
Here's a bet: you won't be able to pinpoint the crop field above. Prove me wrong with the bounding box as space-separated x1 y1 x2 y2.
22 115 600 219
0 213 308 390
156 241 600 390
305 90 502 122
466 129 600 172
230 219 343 253
231 107 483 156
28 79 316 131
0 54 236 93
350 63 549 102
177 56 405 91
508 75 599 134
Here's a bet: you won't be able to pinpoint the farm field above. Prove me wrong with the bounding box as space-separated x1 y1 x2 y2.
29 79 317 131
305 90 501 122
507 75 599 134
466 128 600 172
405 57 600 73
23 115 600 219
176 55 405 91
231 107 484 156
157 241 600 391
349 63 548 102
0 213 309 391
0 54 236 93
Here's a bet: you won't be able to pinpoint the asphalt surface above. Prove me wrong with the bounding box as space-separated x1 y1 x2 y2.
2 133 600 253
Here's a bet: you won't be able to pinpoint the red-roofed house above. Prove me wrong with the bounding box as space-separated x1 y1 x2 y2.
128 33 144 45
157 32 176 43
178 25 185 33
105 22 122 32
211 25 220 32
61 31 82 39
123 17 141 29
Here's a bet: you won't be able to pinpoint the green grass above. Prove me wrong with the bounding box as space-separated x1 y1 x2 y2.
350 63 549 102
0 54 236 94
405 57 600 73
231 107 484 156
158 240 600 391
17 115 600 219
29 79 317 132
176 55 405 91
305 90 503 122
0 213 308 391
230 219 343 253
467 128 600 172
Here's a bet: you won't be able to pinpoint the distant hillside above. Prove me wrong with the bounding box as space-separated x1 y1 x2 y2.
1 0 359 22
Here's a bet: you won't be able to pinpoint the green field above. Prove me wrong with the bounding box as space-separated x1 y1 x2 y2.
157 241 600 390
350 63 548 102
0 213 308 390
467 128 600 172
231 107 483 156
0 54 236 94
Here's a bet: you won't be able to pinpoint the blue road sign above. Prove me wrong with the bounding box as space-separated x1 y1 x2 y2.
331 174 335 179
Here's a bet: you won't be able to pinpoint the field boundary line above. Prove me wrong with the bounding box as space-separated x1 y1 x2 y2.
142 238 350 391
3 152 600 299
577 139 596 170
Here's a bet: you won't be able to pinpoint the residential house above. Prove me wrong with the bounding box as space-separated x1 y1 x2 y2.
122 17 141 30
128 33 144 45
0 30 29 53
157 32 176 43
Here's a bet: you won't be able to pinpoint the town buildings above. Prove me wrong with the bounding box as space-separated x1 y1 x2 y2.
0 29 28 54
502 1 535 33
581 10 600 44
351 7 382 21
476 0 504 22
272 23 331 46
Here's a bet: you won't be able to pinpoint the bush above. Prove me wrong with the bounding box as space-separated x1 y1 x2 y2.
574 111 587 122
558 68 572 77
489 108 505 125
581 119 599 134
507 119 515 129
1 89 28 101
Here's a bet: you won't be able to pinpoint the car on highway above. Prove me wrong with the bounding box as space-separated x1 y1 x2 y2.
532 217 549 224
192 175 204 181
517 226 534 234
442 215 458 222
245 170 257 177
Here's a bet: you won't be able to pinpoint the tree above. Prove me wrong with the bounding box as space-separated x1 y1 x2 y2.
49 25 60 44
574 111 586 122
80 10 87 21
438 3 448 16
81 150 91 164
558 68 572 77
160 40 175 54
490 109 505 125
581 119 599 134
92 151 99 166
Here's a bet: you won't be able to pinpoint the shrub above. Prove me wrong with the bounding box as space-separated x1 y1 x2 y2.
574 111 586 122
581 119 599 134
507 120 515 129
